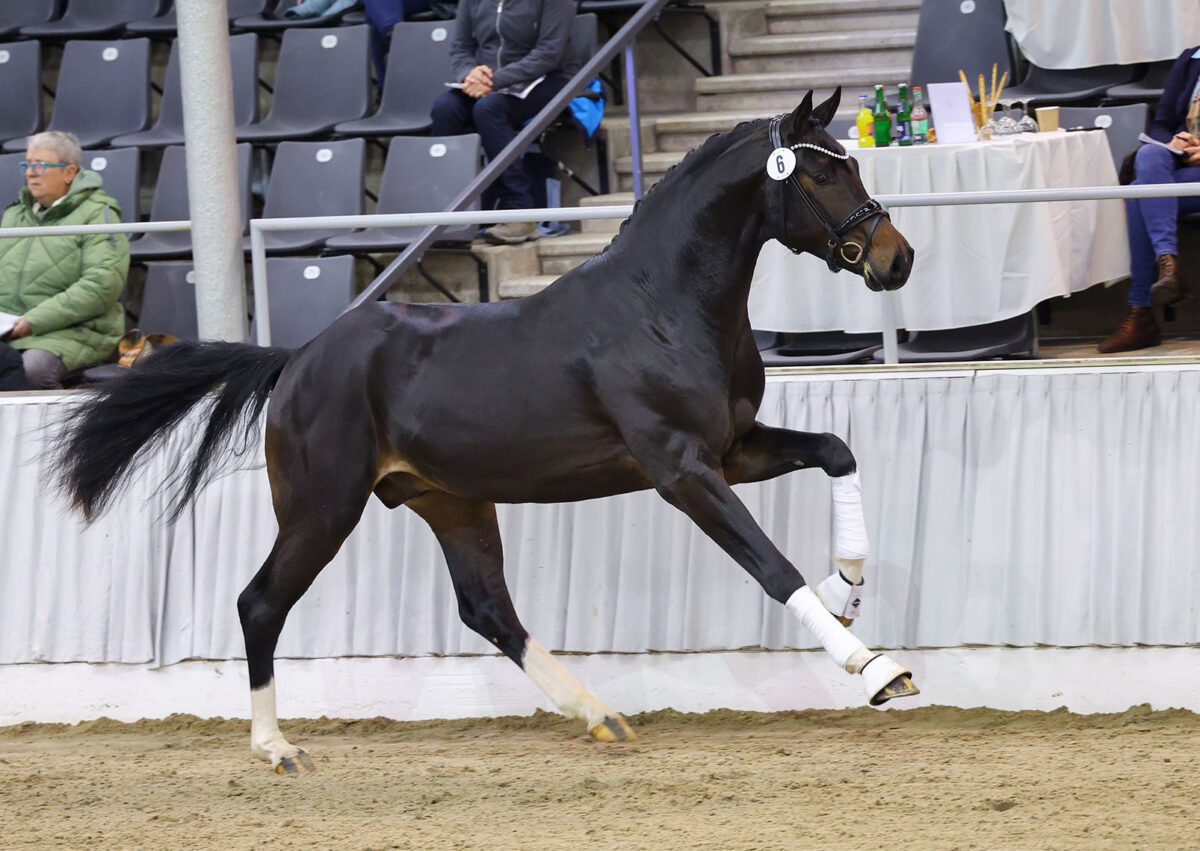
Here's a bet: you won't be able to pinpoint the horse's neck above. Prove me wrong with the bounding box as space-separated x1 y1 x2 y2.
612 168 770 326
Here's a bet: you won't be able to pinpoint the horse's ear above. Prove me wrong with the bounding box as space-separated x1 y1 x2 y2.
812 87 842 128
781 90 814 139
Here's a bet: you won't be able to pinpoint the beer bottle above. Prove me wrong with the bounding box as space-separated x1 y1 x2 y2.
911 86 929 144
856 94 875 148
872 85 891 148
897 83 913 146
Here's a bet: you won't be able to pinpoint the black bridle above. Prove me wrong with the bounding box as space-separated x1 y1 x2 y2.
768 116 890 273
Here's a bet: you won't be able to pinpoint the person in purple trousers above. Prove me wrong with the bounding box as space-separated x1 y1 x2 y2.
1100 46 1200 353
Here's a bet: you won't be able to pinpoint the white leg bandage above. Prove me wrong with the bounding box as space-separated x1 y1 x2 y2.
785 586 875 673
522 637 612 729
831 471 869 561
250 681 297 764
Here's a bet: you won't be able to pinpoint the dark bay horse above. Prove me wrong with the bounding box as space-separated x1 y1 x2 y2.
52 89 917 774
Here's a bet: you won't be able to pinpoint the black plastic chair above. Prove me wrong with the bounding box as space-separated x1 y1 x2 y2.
870 313 1037 363
19 0 163 39
334 21 455 137
248 138 365 254
112 33 258 148
758 331 886 366
238 24 370 142
0 0 58 40
82 147 139 222
325 134 482 253
130 144 253 260
1057 104 1148 174
0 152 27 207
255 255 356 348
0 41 42 149
909 0 1014 90
1000 64 1139 110
233 0 357 33
3 38 151 151
1104 59 1175 104
139 262 199 339
126 0 269 36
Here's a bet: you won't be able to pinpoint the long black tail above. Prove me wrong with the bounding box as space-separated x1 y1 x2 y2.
50 340 293 523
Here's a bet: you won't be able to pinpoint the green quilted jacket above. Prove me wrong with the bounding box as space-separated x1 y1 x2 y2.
0 169 130 370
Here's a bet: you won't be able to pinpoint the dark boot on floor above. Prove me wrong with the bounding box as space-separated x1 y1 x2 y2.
1149 254 1189 306
1097 306 1161 353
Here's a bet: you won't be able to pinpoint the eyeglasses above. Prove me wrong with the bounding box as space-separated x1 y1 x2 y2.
19 161 70 176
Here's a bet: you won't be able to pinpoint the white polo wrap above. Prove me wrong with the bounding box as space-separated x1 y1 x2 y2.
831 471 869 560
785 586 867 671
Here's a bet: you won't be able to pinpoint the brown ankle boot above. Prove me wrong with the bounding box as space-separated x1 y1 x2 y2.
1149 254 1189 306
1097 306 1161 353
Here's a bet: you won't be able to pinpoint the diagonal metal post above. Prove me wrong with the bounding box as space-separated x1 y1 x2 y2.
346 0 672 311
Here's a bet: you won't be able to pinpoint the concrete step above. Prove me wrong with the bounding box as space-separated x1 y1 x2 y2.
728 28 916 74
579 192 634 234
497 274 559 299
695 65 911 113
536 232 614 275
652 109 864 152
614 150 685 192
765 0 920 34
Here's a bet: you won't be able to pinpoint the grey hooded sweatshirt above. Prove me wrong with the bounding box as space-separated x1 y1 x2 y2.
450 0 578 93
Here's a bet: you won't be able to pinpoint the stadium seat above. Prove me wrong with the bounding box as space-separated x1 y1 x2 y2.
233 0 358 33
255 255 356 348
1057 104 1148 174
325 134 482 252
138 262 199 339
0 0 58 41
112 33 258 148
1000 63 1139 110
83 147 140 222
19 0 164 39
129 143 253 261
237 25 370 142
126 0 270 36
333 21 455 137
757 331 886 366
249 138 365 254
909 0 1014 90
870 313 1037 363
3 38 151 151
0 41 42 150
0 152 27 207
1104 59 1174 105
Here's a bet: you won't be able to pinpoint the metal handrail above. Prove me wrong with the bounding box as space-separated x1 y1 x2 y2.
344 0 675 312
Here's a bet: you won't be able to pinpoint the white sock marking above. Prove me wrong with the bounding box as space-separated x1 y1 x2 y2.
522 637 612 729
249 680 299 765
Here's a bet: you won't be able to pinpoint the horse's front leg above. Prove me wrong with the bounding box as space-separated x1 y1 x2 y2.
634 434 916 706
724 423 868 627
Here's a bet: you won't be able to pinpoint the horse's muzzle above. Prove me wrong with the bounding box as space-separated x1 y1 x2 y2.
863 232 914 292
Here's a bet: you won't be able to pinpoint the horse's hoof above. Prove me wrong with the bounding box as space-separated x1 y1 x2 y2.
862 654 920 706
274 749 315 776
589 715 636 743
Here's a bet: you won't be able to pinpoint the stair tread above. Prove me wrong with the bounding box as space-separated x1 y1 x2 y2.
730 29 916 55
536 232 614 255
765 0 920 15
579 191 636 207
696 66 911 94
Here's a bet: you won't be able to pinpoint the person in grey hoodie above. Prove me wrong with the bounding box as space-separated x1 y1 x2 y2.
430 0 578 244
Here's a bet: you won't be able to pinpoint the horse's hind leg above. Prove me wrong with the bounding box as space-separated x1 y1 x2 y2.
237 438 375 774
408 491 635 742
724 423 870 625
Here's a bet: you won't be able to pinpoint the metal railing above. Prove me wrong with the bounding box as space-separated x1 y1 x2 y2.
7 179 1200 363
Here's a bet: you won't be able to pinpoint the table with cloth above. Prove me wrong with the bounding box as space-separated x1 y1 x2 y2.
748 129 1129 333
1003 0 1200 69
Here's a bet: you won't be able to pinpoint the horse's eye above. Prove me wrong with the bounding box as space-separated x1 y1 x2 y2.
813 173 830 185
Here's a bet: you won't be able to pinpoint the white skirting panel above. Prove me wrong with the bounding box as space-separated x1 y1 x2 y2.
3 646 1199 726
2 365 1200 669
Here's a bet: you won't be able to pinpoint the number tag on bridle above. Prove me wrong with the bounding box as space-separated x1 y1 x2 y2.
766 147 797 181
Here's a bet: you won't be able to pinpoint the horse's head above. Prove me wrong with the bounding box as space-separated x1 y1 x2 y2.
769 89 914 292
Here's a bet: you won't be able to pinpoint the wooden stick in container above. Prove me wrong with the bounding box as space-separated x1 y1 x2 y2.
995 70 1008 105
991 63 998 104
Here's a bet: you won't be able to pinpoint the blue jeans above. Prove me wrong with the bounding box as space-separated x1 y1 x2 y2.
1126 144 1200 305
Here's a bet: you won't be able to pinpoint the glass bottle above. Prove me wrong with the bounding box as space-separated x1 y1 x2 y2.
910 86 928 144
872 85 891 148
896 83 912 146
856 93 875 148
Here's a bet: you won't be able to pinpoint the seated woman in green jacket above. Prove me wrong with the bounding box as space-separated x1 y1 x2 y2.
0 131 129 389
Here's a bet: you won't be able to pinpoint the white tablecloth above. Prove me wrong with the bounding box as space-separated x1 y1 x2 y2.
1003 0 1200 69
748 130 1129 333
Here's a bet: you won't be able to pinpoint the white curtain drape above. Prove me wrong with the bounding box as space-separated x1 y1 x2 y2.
3 367 1199 667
